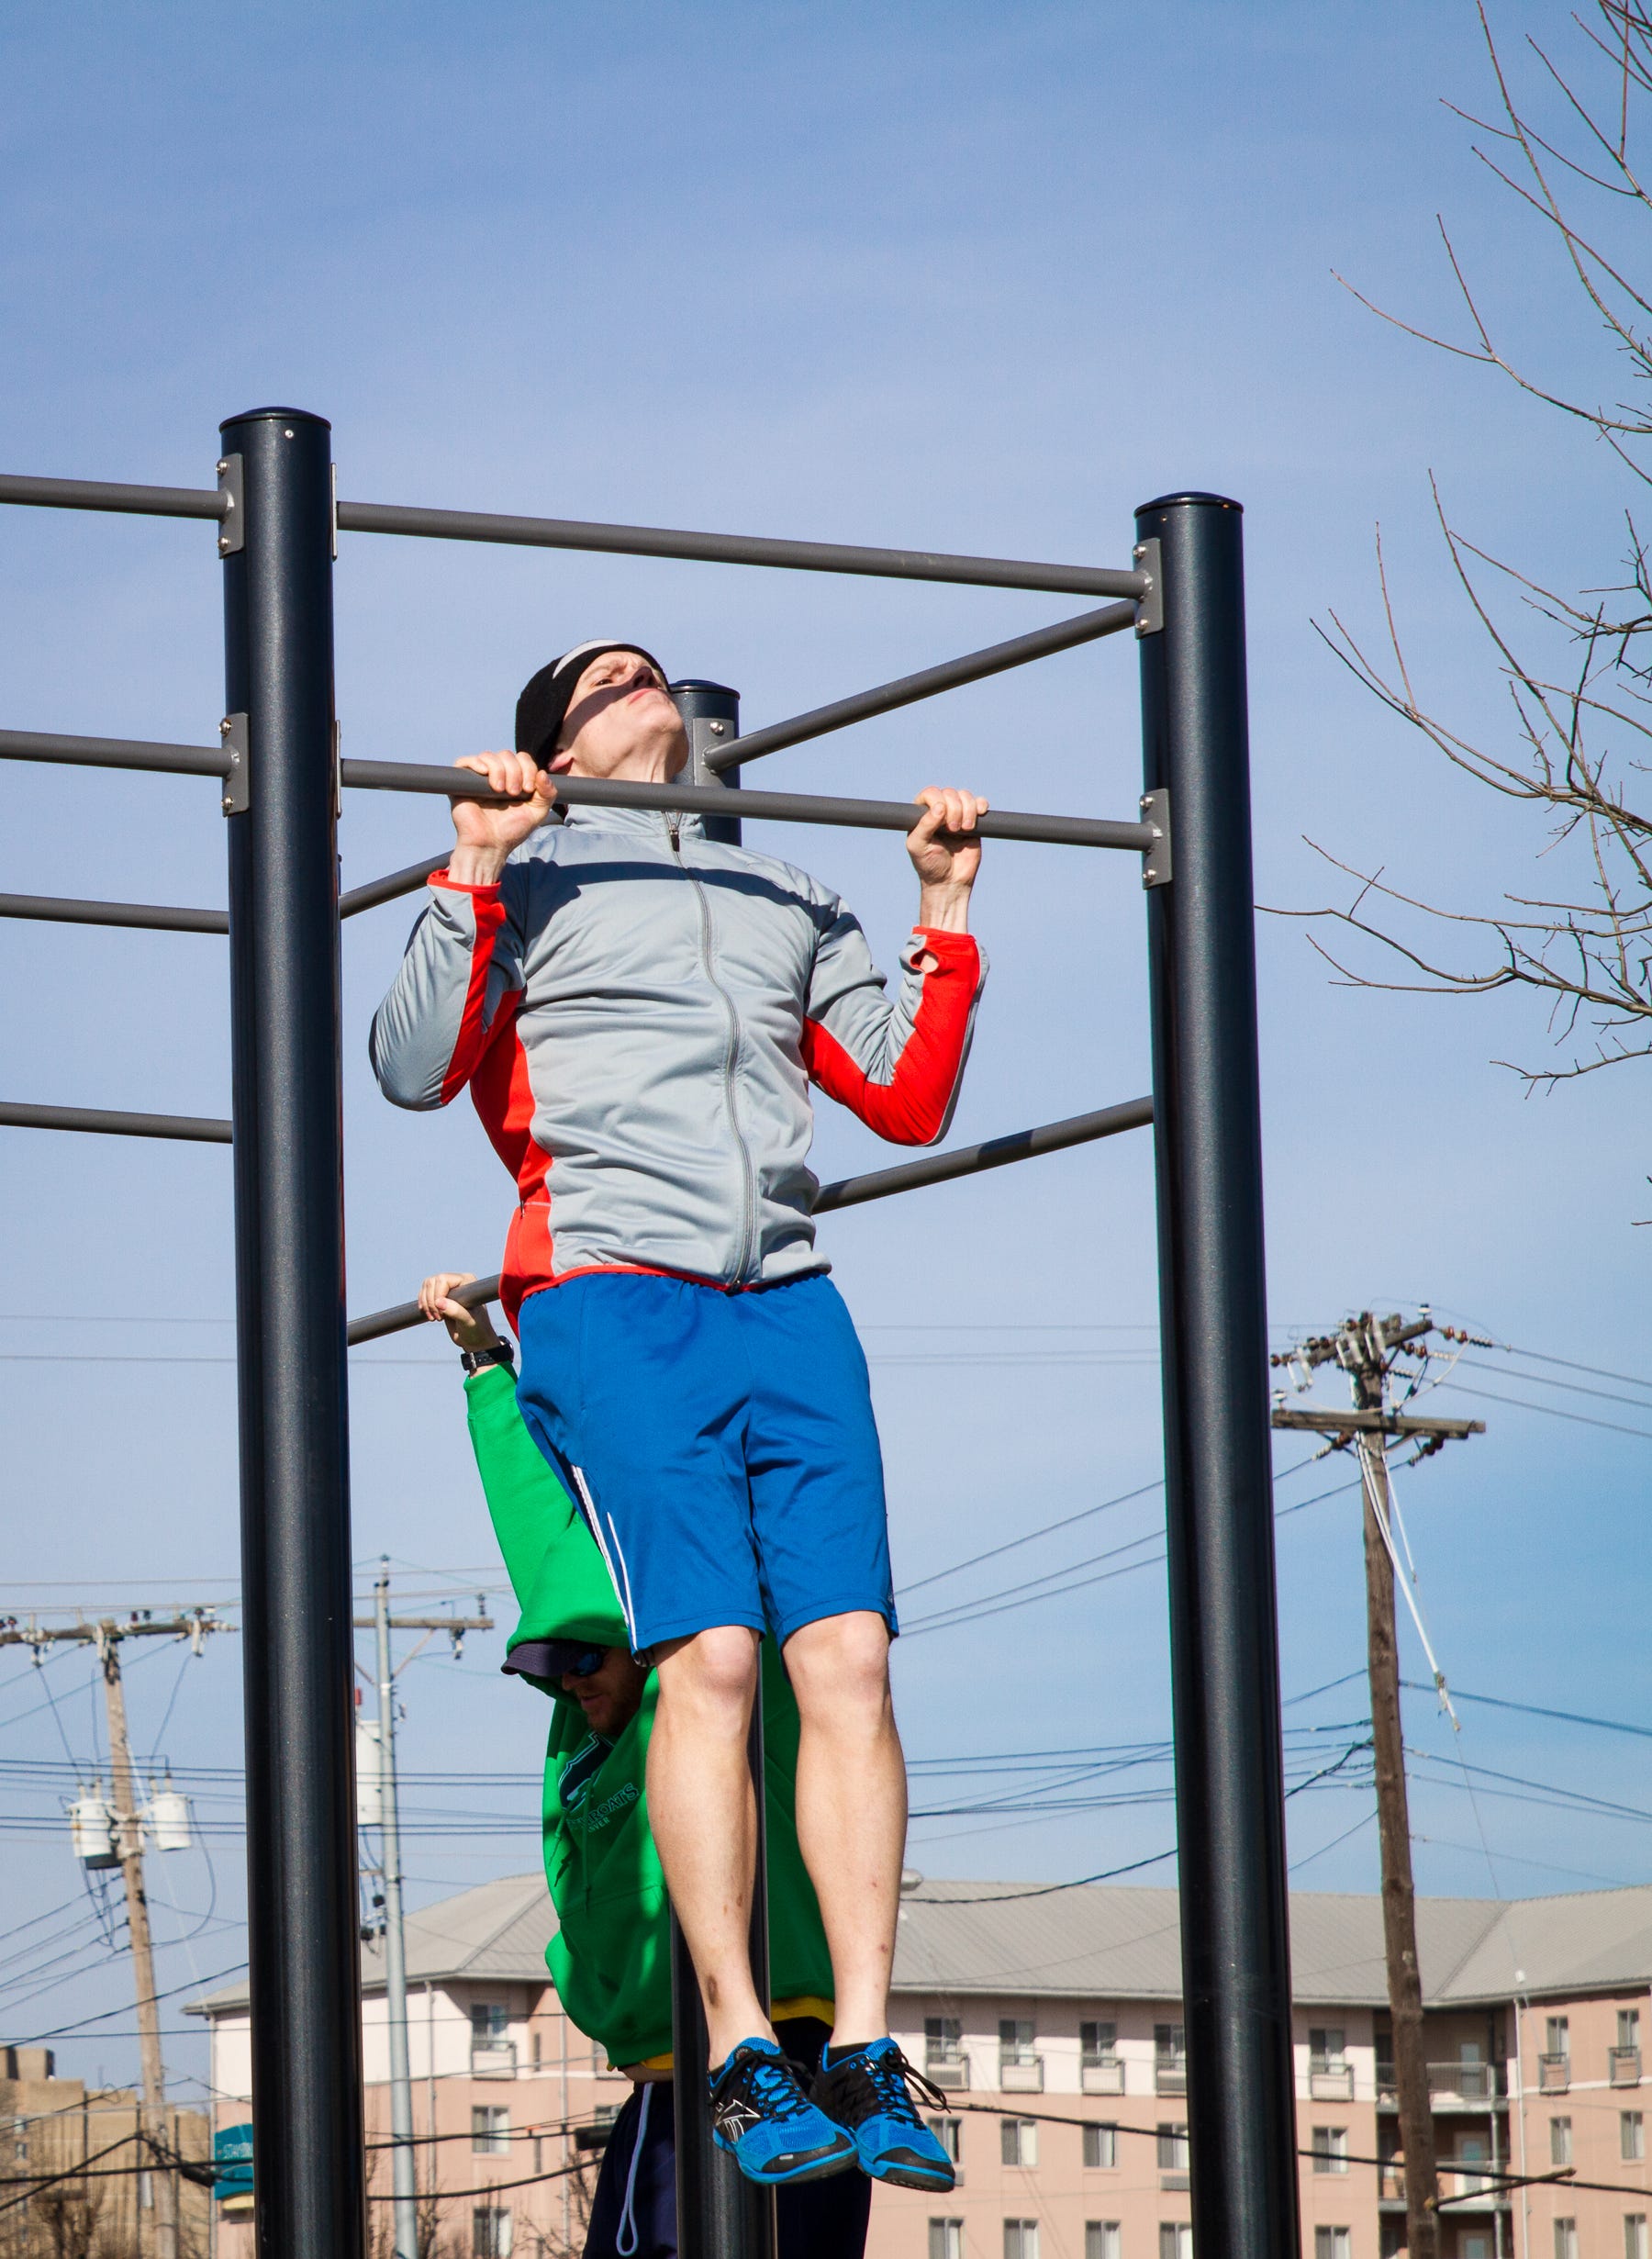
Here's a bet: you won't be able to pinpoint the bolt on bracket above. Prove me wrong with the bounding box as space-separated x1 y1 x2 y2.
221 713 250 815
217 453 244 556
1141 788 1171 887
1133 537 1163 637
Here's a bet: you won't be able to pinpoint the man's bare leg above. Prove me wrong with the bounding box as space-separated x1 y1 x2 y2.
783 1610 906 2047
646 1624 773 2066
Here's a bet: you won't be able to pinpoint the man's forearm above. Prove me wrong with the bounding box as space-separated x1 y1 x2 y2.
916 880 971 934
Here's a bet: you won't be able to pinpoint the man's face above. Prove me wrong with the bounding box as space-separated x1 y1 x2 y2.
552 649 687 781
559 1646 649 1738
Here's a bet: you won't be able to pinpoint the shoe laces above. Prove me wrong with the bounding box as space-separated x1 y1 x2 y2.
824 2042 946 2128
717 2044 814 2122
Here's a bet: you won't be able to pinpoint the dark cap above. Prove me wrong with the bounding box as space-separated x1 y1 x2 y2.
514 640 667 766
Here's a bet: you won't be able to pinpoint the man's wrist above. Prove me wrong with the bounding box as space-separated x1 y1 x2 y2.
916 882 972 934
445 844 511 888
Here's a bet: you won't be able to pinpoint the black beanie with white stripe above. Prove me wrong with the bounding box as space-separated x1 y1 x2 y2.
514 641 667 766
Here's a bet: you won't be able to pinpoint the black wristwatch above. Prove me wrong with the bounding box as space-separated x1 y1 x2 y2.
461 1342 516 1376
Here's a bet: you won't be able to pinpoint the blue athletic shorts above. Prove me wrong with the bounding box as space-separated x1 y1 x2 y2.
515 1270 897 1656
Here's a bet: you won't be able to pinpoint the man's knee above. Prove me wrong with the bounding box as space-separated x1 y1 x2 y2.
653 1624 761 1728
784 1611 892 1723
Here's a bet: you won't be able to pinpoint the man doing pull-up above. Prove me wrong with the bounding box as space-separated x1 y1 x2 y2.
371 641 986 2194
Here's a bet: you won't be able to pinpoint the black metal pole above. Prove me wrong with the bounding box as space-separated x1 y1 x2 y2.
1136 492 1299 2259
664 680 774 2259
220 407 363 2259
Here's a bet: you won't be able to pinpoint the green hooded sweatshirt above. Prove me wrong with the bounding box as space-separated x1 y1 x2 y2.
464 1363 835 2067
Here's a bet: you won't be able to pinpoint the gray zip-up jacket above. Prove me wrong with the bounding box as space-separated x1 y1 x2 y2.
369 803 986 1312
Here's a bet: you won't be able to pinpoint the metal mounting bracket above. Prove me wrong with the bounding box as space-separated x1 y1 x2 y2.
217 453 244 555
1141 787 1171 887
1133 536 1163 636
221 713 249 815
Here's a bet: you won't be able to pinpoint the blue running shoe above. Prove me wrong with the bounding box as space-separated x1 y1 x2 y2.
812 2036 956 2190
708 2038 858 2186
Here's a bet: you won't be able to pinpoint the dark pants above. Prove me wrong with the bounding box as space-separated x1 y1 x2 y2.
584 2025 872 2259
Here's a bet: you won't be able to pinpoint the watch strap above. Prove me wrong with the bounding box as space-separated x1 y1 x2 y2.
461 1342 516 1376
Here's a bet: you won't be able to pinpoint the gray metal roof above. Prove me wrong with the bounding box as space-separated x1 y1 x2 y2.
188 1874 556 2016
188 1874 1652 2018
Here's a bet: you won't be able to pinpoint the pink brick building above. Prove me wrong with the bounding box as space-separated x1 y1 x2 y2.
194 1874 1652 2259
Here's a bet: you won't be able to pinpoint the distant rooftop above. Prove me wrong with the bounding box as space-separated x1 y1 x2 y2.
188 1873 1652 2019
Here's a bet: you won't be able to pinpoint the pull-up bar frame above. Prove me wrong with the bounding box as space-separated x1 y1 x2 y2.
0 419 1297 2259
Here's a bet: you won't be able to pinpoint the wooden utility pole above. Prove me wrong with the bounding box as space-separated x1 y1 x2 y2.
102 1627 180 2259
1272 1314 1485 2259
1 1611 226 2259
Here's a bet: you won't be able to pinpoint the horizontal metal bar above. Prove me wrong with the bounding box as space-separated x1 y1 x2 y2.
339 759 1154 853
346 1097 1152 1345
0 1100 231 1143
339 855 447 920
0 859 442 934
812 1096 1153 1212
0 473 227 522
0 890 228 935
336 497 1146 600
707 602 1138 772
0 728 228 778
350 1275 497 1348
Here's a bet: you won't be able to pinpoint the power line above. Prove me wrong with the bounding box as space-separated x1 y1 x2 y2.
1430 1378 1652 1442
1402 1681 1652 1742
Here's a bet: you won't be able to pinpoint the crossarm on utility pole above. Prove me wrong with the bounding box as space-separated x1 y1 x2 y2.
1270 1408 1484 1439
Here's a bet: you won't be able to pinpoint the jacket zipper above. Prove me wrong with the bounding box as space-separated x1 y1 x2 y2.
668 817 758 1284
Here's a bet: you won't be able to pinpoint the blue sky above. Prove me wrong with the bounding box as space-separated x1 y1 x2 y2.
3 0 1649 2098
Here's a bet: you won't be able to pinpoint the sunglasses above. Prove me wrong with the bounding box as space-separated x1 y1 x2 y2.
545 1642 608 1683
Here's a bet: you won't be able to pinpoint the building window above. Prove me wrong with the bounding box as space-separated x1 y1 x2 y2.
1547 2018 1571 2060
1625 2113 1646 2163
471 2003 509 2042
1159 2229 1192 2259
1555 2220 1579 2259
1000 2019 1037 2064
1551 2119 1574 2167
929 2117 961 2164
1156 2123 1189 2170
472 2209 511 2259
1624 2012 1643 2052
1086 2228 1121 2259
1314 2232 1350 2259
1309 2026 1353 2096
471 2107 509 2156
1082 2021 1118 2064
927 2018 964 2065
1005 2223 1040 2259
929 2225 964 2259
1084 2123 1119 2169
1312 2126 1349 2175
1000 2119 1037 2168
1154 2023 1188 2092
1627 2217 1649 2259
